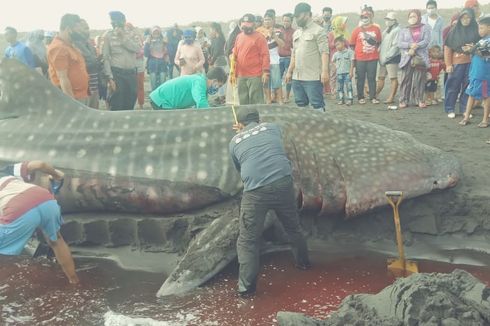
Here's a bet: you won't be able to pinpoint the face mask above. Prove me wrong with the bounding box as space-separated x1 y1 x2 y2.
427 8 437 16
385 20 395 28
184 38 194 45
323 15 331 22
296 18 307 28
408 17 418 25
70 31 85 42
361 18 370 25
207 84 219 95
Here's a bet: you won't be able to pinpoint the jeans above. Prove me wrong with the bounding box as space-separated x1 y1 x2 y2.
150 72 166 91
444 63 470 114
355 60 378 100
237 175 309 292
279 57 292 94
292 79 325 110
337 73 353 103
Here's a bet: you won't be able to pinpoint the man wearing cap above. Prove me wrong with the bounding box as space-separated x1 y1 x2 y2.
47 14 89 104
286 2 329 111
4 27 37 69
174 29 205 76
103 11 140 110
231 14 270 105
0 161 79 285
229 107 311 297
377 12 401 104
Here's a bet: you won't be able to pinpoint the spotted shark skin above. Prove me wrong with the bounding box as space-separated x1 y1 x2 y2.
0 59 461 218
0 59 462 296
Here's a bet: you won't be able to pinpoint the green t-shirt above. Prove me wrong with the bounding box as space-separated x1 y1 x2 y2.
149 74 209 109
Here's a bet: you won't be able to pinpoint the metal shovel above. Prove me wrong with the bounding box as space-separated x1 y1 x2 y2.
385 191 419 277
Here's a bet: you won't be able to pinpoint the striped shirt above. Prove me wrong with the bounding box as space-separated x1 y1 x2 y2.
0 162 54 224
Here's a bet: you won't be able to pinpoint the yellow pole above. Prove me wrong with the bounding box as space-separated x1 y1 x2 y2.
393 203 406 270
229 55 238 125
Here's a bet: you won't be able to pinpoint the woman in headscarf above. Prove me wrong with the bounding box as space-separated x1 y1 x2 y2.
443 8 480 118
174 29 205 76
327 16 349 98
144 26 169 91
208 22 227 104
195 26 210 72
398 10 431 108
377 12 401 104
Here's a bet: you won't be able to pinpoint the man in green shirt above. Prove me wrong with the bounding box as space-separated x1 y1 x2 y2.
149 67 227 109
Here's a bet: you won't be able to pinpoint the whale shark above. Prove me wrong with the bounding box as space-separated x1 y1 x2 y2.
0 59 462 296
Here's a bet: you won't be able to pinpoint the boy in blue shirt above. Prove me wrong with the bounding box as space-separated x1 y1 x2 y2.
459 15 490 128
332 36 354 105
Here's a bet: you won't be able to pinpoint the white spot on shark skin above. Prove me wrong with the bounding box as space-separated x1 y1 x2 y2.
199 141 206 148
45 89 52 95
123 124 129 129
113 146 122 154
179 121 185 127
46 110 53 116
77 149 86 158
172 149 179 157
92 122 99 128
13 83 20 90
150 134 157 140
56 135 64 142
171 166 179 174
145 165 154 176
7 133 13 139
146 145 154 153
146 187 159 202
108 166 117 176
117 135 124 142
125 115 131 120
201 132 209 138
70 117 76 123
38 122 44 128
15 150 25 158
156 118 162 124
85 136 93 142
28 135 35 141
48 150 57 157
175 136 182 143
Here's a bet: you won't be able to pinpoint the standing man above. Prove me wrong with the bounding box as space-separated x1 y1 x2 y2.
229 107 311 297
4 27 37 69
286 2 329 111
322 7 333 33
231 14 270 105
0 161 79 284
422 1 445 47
279 13 295 103
47 14 89 104
102 11 140 111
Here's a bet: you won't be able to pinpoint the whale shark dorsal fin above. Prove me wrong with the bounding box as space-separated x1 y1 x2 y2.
0 58 86 120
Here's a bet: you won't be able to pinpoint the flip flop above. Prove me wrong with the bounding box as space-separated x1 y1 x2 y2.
486 140 490 144
478 122 488 128
459 119 470 126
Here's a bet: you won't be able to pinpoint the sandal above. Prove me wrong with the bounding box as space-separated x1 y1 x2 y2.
418 103 427 109
371 98 380 104
359 99 366 104
399 103 408 109
459 119 470 126
478 121 488 128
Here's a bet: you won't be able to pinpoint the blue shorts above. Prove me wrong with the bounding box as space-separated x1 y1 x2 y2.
268 64 282 90
0 200 63 255
465 79 489 100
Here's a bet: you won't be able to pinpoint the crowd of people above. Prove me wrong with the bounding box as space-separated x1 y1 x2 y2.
2 1 490 296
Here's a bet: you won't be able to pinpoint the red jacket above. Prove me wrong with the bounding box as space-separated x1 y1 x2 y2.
233 32 270 77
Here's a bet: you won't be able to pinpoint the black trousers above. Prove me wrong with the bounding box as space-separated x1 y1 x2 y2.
237 175 310 292
109 67 137 111
355 60 378 100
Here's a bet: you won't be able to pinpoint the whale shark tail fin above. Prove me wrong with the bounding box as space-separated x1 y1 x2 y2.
0 59 86 119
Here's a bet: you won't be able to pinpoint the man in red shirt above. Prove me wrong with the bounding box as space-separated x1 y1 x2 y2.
279 13 295 102
232 14 270 105
47 14 89 104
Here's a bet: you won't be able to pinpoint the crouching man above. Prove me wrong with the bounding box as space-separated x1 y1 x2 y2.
0 161 79 284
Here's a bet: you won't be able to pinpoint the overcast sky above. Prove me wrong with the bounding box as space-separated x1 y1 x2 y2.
1 0 486 32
